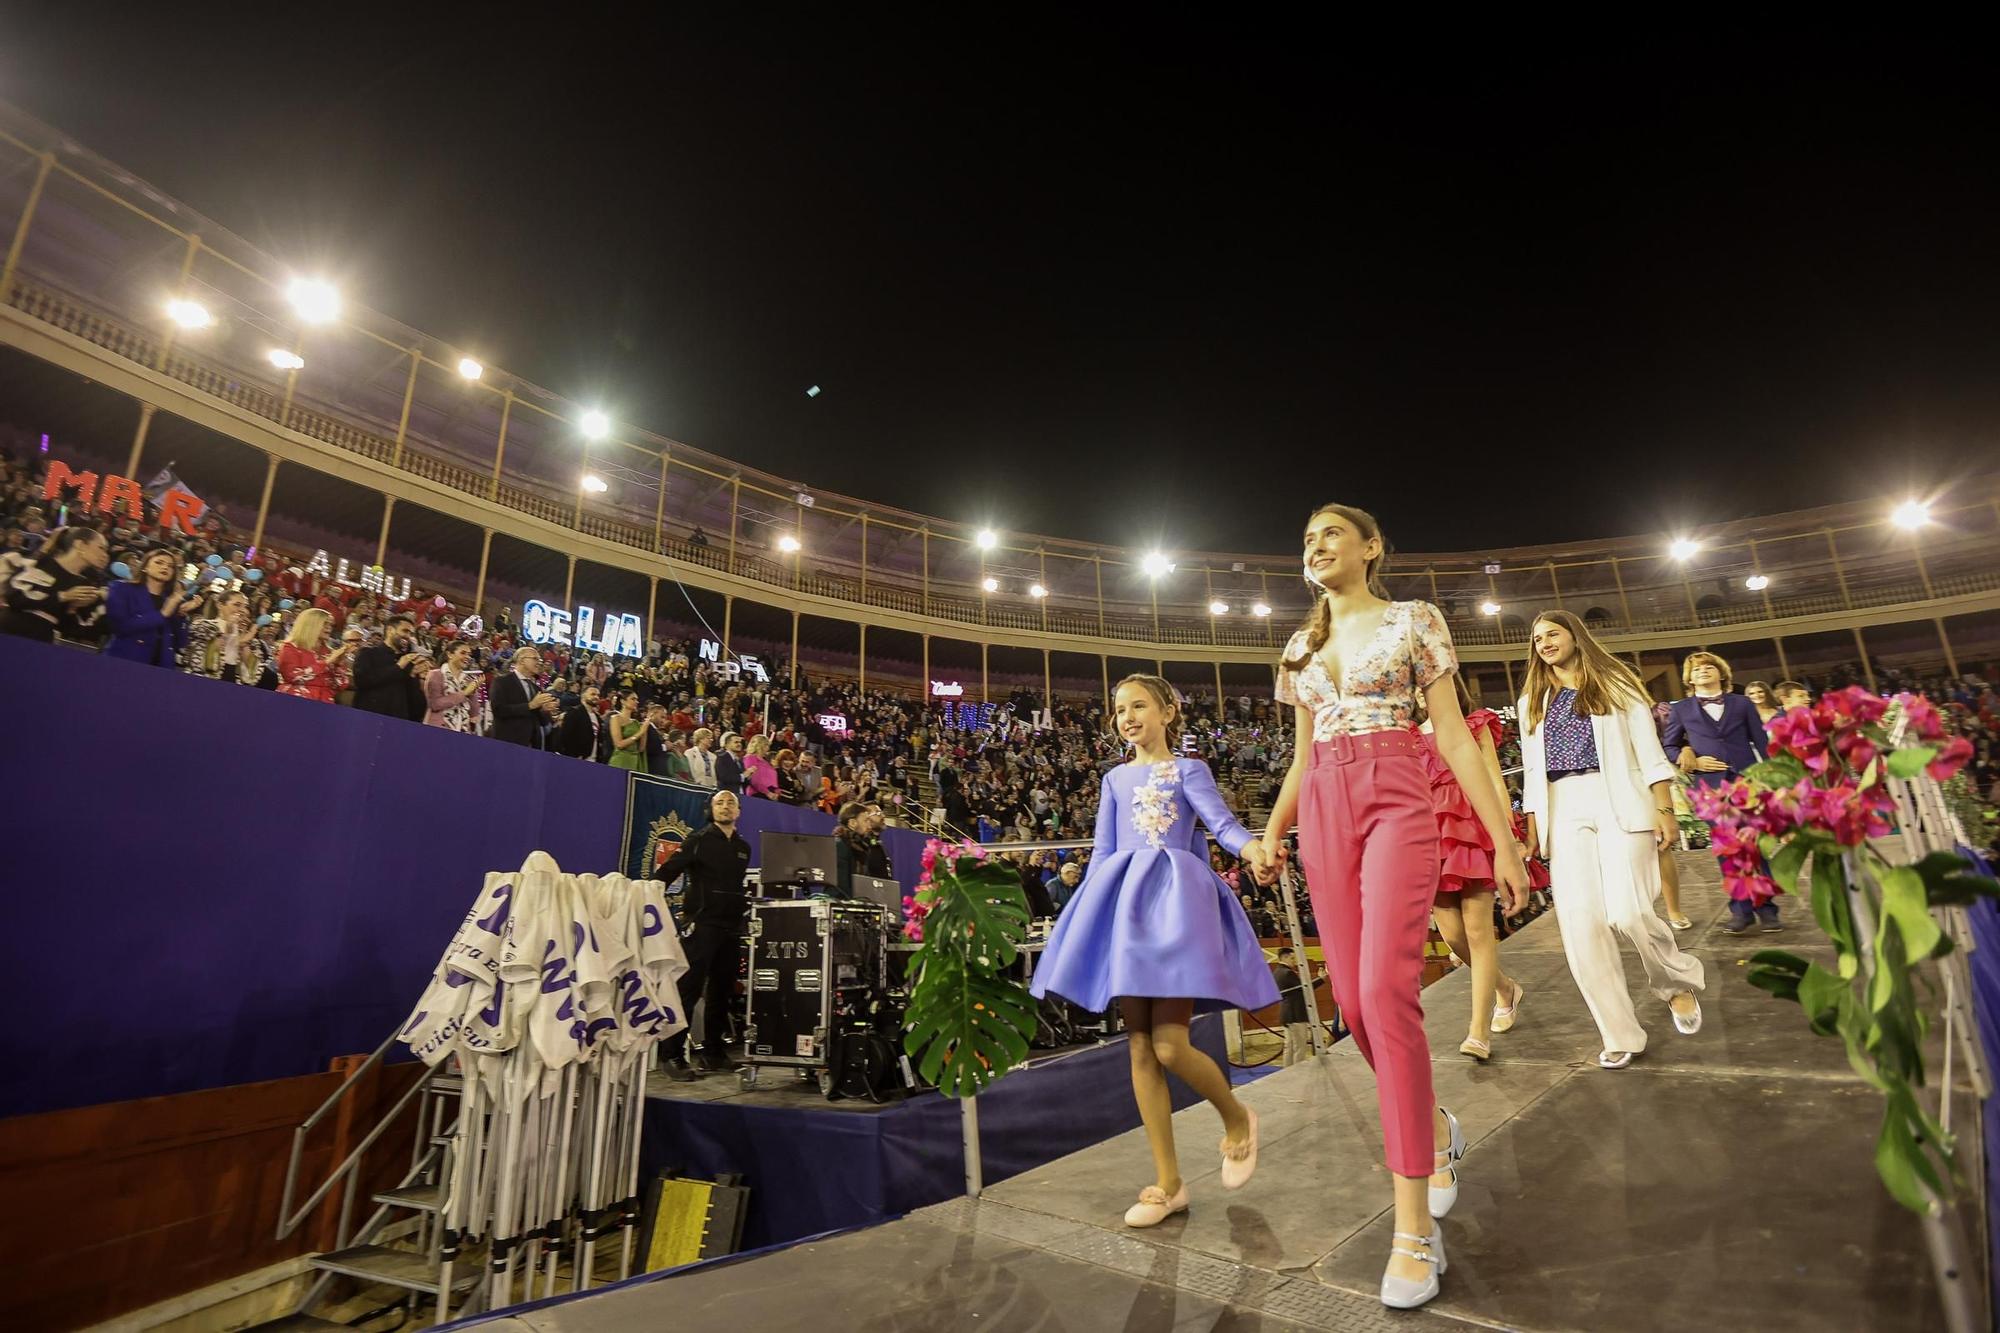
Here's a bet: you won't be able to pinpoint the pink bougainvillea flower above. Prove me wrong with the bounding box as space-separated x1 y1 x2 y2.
1832 729 1879 777
1767 707 1831 773
1724 871 1781 905
1798 781 1895 847
921 840 941 874
1927 735 1974 782
1896 692 1946 742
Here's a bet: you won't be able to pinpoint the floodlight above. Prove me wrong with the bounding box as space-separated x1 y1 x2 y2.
975 529 998 550
579 409 610 440
268 348 304 370
1745 573 1770 591
580 474 608 494
1892 499 1932 530
457 357 483 380
286 277 339 324
1480 600 1501 616
166 298 211 329
1141 552 1174 578
982 576 999 592
1251 602 1271 617
777 534 801 553
1209 599 1229 615
1028 583 1048 599
1669 538 1701 562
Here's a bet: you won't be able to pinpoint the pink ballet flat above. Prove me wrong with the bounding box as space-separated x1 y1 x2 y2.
1220 1107 1259 1190
1124 1183 1189 1227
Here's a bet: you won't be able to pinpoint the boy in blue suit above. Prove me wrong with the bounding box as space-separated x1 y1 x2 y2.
1664 652 1777 932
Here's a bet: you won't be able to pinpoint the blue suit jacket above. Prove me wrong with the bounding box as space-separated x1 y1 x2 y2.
1663 693 1770 784
102 582 188 668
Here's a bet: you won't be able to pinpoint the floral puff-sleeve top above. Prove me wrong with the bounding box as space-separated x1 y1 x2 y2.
1274 600 1458 741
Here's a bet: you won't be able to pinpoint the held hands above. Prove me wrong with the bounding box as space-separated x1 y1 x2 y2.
1675 748 1698 773
1239 841 1274 884
1695 755 1729 773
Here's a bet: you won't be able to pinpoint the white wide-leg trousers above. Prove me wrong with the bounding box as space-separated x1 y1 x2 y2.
1549 773 1706 1053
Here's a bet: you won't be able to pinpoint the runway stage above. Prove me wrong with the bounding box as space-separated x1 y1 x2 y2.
457 852 1981 1332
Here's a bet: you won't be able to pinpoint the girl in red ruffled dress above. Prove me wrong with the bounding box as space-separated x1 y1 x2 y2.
1414 676 1525 1061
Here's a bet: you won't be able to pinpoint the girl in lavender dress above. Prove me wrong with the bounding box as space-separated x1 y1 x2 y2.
1031 675 1280 1228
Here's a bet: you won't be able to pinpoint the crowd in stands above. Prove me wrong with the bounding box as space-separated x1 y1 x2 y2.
5 446 1996 900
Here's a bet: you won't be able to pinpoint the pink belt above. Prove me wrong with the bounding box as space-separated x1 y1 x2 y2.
1310 730 1426 765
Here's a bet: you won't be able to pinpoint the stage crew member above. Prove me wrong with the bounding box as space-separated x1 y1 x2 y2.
654 789 753 1078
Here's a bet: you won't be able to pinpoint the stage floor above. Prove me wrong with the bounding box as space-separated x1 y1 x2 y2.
465 851 1982 1332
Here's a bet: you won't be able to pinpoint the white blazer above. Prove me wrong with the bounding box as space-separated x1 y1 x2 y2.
1518 689 1678 855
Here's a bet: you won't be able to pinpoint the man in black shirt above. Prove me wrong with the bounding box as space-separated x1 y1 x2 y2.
654 790 753 1077
350 614 422 720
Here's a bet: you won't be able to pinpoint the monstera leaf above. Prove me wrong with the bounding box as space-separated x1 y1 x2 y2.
901 844 1038 1098
903 950 1037 1096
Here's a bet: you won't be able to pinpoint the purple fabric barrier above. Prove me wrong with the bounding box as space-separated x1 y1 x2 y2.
1960 848 2000 1315
0 635 628 1118
638 1016 1224 1248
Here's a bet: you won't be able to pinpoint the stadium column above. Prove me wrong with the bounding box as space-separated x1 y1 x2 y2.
922 527 931 616
1679 567 1699 625
1935 621 1959 676
275 333 305 429
1610 555 1634 625
488 390 513 500
1823 528 1855 609
981 642 989 704
575 446 590 528
1852 627 1877 690
1101 655 1110 712
374 496 395 567
727 477 741 572
1213 660 1223 712
654 451 670 551
1094 555 1106 635
646 576 659 647
921 634 929 696
723 594 734 658
791 609 800 688
859 623 868 692
0 150 53 305
860 515 870 601
562 553 576 611
1204 566 1218 646
1501 654 1516 700
1150 580 1160 642
123 404 155 480
389 344 422 468
1038 547 1048 632
1547 559 1563 610
475 529 493 614
1260 569 1274 647
1045 649 1053 711
249 454 280 555
151 232 204 378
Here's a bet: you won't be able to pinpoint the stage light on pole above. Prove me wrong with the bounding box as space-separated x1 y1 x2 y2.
1251 602 1271 617
1141 552 1174 578
268 348 304 370
1669 537 1701 562
975 529 998 551
580 474 608 494
1892 499 1932 530
982 576 999 593
1029 583 1048 599
1745 573 1770 591
166 298 212 329
457 356 483 380
579 409 610 440
286 277 340 324
777 533 801 554
1209 599 1229 615
1480 600 1501 616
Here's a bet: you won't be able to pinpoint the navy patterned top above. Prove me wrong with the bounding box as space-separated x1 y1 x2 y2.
1544 687 1600 773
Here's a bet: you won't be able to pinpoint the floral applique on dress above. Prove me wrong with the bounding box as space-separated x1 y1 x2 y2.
1128 760 1182 849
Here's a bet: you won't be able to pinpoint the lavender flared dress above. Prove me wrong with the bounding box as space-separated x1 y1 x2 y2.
1031 758 1280 1014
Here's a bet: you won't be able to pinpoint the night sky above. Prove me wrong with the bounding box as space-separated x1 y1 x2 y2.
5 15 1996 556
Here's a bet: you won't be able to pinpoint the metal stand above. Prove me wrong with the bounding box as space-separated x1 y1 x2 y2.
1276 859 1327 1056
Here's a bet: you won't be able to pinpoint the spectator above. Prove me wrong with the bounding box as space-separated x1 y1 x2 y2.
797 751 824 805
1049 858 1083 912
685 726 720 788
606 689 649 772
277 607 352 702
425 641 482 732
1744 680 1782 731
1012 847 1057 918
557 685 608 761
185 589 260 683
103 549 193 667
0 524 108 643
642 703 677 774
351 614 424 720
716 731 746 794
491 646 558 748
774 748 803 804
1774 680 1812 711
742 734 778 798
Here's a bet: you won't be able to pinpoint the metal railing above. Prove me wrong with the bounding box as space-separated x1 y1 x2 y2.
276 1028 442 1247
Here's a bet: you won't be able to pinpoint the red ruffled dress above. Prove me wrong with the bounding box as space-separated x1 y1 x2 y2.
1412 709 1504 897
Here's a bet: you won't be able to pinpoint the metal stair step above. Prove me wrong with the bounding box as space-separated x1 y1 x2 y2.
374 1180 445 1212
310 1243 475 1294
244 1317 350 1332
430 1072 463 1094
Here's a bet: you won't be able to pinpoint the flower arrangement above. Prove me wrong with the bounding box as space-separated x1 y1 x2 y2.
901 838 1038 1097
1700 686 1993 1211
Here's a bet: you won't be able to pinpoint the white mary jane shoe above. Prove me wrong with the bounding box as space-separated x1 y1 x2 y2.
1381 1221 1448 1309
1428 1105 1466 1218
1123 1183 1189 1228
1671 994 1703 1035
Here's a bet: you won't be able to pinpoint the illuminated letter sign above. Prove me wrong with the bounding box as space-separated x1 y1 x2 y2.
816 713 849 736
522 599 642 657
930 680 964 697
42 458 195 533
696 637 768 681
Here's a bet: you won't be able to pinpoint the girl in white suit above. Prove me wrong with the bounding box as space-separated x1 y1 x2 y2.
1518 611 1705 1068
